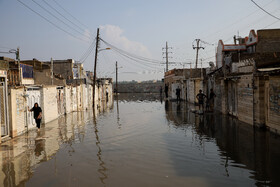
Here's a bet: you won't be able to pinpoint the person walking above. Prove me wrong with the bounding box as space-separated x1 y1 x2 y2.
196 89 206 113
176 86 181 102
28 103 42 131
209 88 216 112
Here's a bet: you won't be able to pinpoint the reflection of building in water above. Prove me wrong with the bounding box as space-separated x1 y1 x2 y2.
164 102 280 186
194 113 280 186
0 110 95 186
96 94 114 115
165 101 194 126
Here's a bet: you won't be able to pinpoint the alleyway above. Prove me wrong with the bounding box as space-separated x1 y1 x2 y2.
0 93 280 187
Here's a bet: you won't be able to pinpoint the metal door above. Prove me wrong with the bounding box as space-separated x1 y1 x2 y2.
26 88 41 129
0 81 8 137
57 87 65 115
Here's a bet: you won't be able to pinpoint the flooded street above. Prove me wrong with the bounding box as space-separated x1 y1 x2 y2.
1 93 280 187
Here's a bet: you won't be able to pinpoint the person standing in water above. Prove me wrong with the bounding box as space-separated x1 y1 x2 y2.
28 103 42 130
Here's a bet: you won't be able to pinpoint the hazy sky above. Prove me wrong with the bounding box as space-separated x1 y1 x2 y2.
0 0 279 81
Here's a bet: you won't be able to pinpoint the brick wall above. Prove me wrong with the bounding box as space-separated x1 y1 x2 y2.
267 76 280 133
237 75 254 125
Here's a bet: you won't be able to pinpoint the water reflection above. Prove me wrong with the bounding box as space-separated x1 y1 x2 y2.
1 94 279 186
93 105 108 185
117 93 161 102
0 98 113 187
165 101 280 186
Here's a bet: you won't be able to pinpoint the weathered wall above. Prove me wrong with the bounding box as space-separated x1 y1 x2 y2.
237 75 254 125
64 85 73 114
254 77 266 127
22 78 34 85
8 88 25 137
257 29 280 53
214 79 223 112
41 86 58 124
76 85 82 111
188 80 195 103
267 76 280 133
34 69 65 86
52 60 73 79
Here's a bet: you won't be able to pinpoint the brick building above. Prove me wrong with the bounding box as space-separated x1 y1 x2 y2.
210 29 280 134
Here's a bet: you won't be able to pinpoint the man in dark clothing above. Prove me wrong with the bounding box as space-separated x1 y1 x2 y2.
209 88 216 112
28 103 42 130
196 89 206 112
176 86 181 102
164 84 168 99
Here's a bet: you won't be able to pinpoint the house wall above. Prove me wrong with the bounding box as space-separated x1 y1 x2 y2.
72 86 77 111
52 60 74 79
22 78 34 85
64 85 73 114
267 76 280 133
76 85 82 111
254 76 266 127
237 75 254 125
188 80 195 103
216 41 223 68
41 86 58 124
8 88 26 137
34 69 65 86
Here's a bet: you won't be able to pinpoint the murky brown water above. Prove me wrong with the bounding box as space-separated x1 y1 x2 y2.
1 93 280 187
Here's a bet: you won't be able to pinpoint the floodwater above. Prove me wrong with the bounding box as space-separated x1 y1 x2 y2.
1 93 280 187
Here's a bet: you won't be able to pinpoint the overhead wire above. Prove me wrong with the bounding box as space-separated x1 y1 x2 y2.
100 39 162 64
79 39 96 63
112 47 156 71
30 0 90 41
42 0 92 37
251 0 280 21
16 0 89 43
51 0 89 29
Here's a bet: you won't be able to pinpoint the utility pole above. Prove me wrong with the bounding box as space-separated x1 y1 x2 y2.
51 58 54 85
93 28 100 107
16 47 21 85
162 42 172 72
193 39 204 69
115 61 118 94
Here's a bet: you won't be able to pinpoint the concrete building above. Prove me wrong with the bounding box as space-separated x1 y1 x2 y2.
164 68 207 103
210 29 280 134
0 55 112 142
44 59 74 80
21 59 65 86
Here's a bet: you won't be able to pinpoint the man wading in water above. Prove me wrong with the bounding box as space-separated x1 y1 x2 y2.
28 103 42 131
196 89 206 114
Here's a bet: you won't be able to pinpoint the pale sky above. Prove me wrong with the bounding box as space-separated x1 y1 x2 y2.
0 0 279 81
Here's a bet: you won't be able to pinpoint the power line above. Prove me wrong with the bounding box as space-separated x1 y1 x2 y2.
251 0 280 21
16 0 89 43
79 40 96 63
51 0 89 29
31 0 90 40
42 0 91 36
100 39 162 64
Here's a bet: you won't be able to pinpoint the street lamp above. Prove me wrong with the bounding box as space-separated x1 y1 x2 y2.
98 48 111 52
